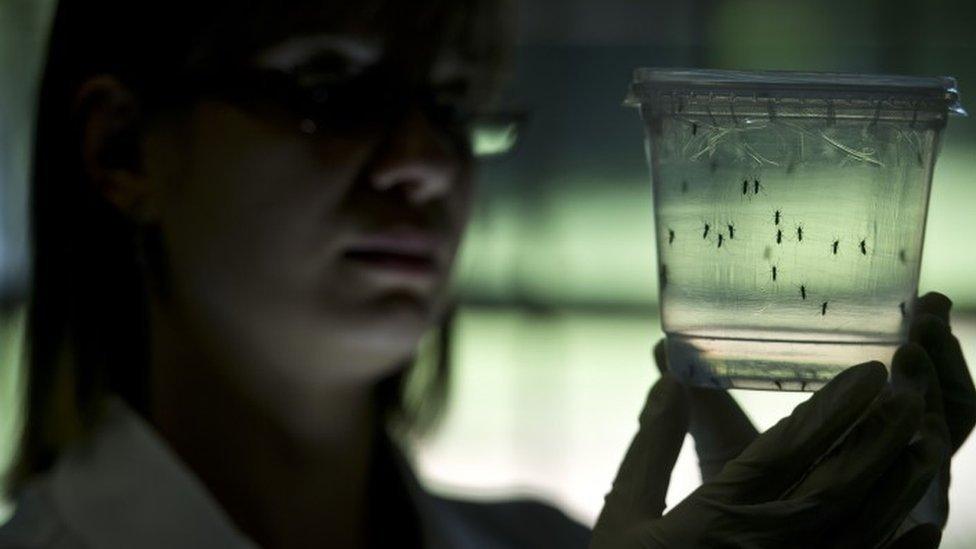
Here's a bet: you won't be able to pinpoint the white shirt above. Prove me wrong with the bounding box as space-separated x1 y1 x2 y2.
0 399 589 549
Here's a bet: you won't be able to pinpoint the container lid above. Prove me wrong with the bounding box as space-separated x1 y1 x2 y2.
625 68 966 116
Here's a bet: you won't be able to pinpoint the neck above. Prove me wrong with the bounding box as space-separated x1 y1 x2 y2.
147 302 381 549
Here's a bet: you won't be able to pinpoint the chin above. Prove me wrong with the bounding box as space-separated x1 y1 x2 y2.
341 291 438 361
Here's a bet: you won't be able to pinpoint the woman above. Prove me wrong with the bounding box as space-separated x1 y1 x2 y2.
1 0 972 547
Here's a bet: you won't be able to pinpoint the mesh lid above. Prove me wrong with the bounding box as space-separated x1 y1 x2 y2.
625 68 966 116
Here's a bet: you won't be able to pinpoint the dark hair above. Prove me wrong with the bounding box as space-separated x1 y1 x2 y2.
9 0 512 492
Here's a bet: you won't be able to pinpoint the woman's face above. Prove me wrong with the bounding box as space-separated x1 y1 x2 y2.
142 28 486 394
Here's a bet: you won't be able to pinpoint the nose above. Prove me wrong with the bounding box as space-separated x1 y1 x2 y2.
367 108 461 204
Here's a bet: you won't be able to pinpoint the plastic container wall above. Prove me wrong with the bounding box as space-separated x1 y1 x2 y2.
627 69 964 390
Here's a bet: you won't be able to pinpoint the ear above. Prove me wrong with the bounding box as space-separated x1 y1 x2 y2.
75 75 157 222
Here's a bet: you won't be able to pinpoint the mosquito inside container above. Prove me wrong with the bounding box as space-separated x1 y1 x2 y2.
627 68 965 391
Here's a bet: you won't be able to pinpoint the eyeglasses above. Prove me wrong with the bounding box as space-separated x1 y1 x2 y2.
163 65 525 158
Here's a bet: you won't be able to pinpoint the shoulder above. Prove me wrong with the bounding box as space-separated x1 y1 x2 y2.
0 483 85 549
429 495 591 549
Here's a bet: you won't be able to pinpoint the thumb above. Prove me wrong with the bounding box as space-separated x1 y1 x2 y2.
654 340 758 481
595 374 690 531
700 361 888 504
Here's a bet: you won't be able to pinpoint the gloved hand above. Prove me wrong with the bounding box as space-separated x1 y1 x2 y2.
591 347 949 548
896 293 975 539
648 292 975 546
651 339 757 483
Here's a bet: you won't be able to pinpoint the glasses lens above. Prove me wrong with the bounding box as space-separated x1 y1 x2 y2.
469 112 525 157
196 68 526 158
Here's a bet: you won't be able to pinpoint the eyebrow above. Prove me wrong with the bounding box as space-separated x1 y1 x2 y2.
253 34 492 94
253 35 382 72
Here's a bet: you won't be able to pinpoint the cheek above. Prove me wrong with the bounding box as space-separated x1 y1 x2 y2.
152 102 472 376
158 104 373 313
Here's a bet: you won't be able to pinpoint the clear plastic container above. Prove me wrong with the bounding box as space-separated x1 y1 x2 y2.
626 69 966 391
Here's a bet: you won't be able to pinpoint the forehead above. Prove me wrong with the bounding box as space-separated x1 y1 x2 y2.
183 1 510 94
221 1 503 61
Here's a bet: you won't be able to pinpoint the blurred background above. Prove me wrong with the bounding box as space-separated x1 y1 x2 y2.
2 0 975 546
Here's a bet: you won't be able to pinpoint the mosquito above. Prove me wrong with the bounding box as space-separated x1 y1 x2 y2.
899 249 907 264
728 223 735 239
832 239 839 255
860 239 867 255
772 265 778 281
718 234 724 248
668 228 675 245
753 179 762 194
742 179 749 195
797 225 803 242
703 223 710 239
800 285 807 300
692 122 698 136
774 210 781 225
821 301 828 316
776 229 783 244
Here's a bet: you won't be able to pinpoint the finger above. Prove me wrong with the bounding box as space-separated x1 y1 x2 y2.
654 340 758 481
891 343 945 418
910 310 976 454
938 335 976 453
885 524 941 549
701 361 888 503
892 343 953 532
685 385 760 482
916 292 951 323
596 374 690 529
785 388 923 505
839 415 946 548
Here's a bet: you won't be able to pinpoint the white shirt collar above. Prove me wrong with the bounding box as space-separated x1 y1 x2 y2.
45 397 260 549
25 397 488 549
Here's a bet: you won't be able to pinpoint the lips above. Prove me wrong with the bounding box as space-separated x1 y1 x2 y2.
340 231 443 276
343 248 436 272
